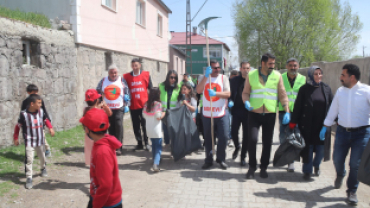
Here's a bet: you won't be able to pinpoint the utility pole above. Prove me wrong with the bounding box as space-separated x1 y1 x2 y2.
185 0 192 75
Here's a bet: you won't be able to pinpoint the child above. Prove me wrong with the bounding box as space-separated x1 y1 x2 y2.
177 82 197 122
21 84 53 157
13 94 55 189
142 88 165 172
80 108 122 208
83 89 112 165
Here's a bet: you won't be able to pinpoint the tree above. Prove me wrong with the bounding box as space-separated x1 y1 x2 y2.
233 0 362 68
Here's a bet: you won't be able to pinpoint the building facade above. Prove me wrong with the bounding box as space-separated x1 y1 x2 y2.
169 44 186 75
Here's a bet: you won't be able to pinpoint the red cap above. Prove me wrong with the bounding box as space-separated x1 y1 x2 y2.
85 89 101 101
79 108 109 132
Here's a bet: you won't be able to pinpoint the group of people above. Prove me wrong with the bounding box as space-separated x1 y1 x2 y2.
12 54 370 207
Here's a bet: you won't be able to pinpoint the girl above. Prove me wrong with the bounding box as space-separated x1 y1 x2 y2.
177 82 197 122
143 88 165 172
83 89 112 166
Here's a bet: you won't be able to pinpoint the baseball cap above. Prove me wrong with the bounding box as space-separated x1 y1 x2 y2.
79 108 109 132
85 89 101 101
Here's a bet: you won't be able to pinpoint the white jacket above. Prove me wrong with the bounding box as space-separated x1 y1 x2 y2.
143 101 163 138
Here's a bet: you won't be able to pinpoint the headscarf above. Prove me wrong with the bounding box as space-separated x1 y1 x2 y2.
307 65 323 87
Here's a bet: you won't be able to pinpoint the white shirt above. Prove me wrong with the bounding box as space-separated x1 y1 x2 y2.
324 82 370 128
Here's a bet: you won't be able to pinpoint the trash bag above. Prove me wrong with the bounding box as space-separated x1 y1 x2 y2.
273 126 306 167
358 140 370 186
165 105 202 161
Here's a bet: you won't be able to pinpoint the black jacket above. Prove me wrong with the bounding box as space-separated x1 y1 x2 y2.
291 82 334 163
229 75 247 113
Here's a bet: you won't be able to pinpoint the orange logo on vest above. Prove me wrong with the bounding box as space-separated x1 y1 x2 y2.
204 83 221 102
104 85 121 100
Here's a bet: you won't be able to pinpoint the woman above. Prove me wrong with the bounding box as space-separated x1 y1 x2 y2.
176 82 197 121
159 70 181 145
289 65 333 180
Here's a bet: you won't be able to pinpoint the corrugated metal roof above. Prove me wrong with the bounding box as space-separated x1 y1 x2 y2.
169 32 230 51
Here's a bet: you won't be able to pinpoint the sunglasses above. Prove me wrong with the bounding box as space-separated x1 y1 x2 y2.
170 76 177 79
213 67 221 69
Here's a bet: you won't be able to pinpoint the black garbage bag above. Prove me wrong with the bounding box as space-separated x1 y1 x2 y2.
358 140 370 186
165 105 202 161
273 126 306 167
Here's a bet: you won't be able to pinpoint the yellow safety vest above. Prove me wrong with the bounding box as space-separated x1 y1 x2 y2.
159 83 181 110
249 69 280 113
278 72 306 112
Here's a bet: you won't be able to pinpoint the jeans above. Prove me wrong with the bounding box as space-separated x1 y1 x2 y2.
278 112 288 144
130 108 148 146
333 126 370 193
247 112 276 170
231 108 249 159
202 114 229 164
228 109 232 140
108 107 124 149
151 138 162 165
162 122 170 145
302 145 324 174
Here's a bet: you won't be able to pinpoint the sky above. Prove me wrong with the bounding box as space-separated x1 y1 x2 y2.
162 0 370 67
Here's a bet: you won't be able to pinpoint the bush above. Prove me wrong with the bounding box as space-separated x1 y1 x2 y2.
0 6 51 28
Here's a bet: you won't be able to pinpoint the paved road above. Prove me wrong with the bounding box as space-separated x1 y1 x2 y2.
2 115 370 208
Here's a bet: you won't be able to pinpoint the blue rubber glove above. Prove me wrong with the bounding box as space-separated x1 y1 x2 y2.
207 89 216 97
124 106 129 113
205 66 212 78
228 101 234 108
124 94 130 102
282 112 291 125
244 101 254 111
319 126 327 141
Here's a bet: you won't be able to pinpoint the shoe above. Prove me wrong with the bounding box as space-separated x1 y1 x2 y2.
145 144 152 152
45 150 51 157
216 160 228 170
246 168 255 179
134 144 144 150
41 168 48 177
260 169 268 178
287 163 295 172
346 192 358 206
240 158 247 167
153 164 160 172
202 163 213 170
303 173 311 181
334 176 344 189
116 149 122 156
232 145 240 160
228 140 234 147
314 166 320 176
26 178 33 189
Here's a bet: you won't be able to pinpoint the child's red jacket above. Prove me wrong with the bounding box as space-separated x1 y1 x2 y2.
90 134 122 208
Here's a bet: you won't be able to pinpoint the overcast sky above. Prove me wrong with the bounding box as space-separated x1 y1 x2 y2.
163 0 370 67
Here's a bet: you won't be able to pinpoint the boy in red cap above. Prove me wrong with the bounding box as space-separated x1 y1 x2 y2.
80 108 122 208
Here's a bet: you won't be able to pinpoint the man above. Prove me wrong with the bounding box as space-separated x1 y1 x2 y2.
278 58 306 172
196 60 231 170
180 73 195 88
227 69 239 148
321 63 370 206
96 64 130 155
123 58 153 150
229 61 251 166
242 53 290 179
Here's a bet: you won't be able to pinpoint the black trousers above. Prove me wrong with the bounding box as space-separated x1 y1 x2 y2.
108 107 124 149
87 196 122 208
130 108 148 145
247 112 276 170
231 108 249 159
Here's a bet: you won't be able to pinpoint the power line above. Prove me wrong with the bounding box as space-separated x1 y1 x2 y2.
191 0 208 22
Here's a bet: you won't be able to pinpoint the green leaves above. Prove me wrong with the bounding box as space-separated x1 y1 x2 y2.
234 0 362 67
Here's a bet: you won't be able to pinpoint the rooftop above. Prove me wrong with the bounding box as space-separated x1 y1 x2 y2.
170 32 230 51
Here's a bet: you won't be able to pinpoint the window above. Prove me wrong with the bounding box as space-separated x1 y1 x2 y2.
22 39 40 66
157 15 163 37
203 47 221 58
104 52 113 71
136 0 146 26
102 0 116 11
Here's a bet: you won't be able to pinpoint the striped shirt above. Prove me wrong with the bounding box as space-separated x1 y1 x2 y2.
17 109 48 147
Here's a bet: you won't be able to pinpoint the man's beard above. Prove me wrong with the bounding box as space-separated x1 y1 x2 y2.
341 80 348 88
288 70 297 75
267 67 274 74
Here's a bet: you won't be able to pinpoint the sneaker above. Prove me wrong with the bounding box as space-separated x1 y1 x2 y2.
260 169 268 178
246 168 255 179
287 163 295 172
346 192 358 206
303 173 311 181
45 150 51 157
41 168 48 177
314 166 320 176
153 164 160 172
202 163 213 170
134 144 144 150
116 149 122 156
228 140 234 147
145 144 152 152
26 178 33 189
232 145 240 160
334 176 344 189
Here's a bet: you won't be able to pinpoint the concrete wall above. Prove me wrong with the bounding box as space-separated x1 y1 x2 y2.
0 0 71 22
